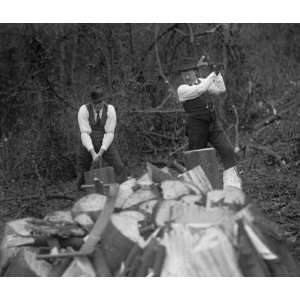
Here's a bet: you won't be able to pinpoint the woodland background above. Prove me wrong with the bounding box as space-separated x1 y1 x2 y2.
0 23 299 259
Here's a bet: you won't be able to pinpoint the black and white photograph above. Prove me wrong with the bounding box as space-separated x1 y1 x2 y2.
0 2 299 296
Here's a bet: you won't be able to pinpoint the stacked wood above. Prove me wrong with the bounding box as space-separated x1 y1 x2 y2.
0 161 299 277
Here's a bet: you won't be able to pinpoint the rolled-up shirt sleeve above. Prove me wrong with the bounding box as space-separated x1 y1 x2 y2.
177 74 215 102
208 73 226 94
78 105 94 152
101 105 117 151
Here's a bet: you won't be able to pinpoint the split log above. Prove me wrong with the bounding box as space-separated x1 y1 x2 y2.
207 187 246 208
26 219 86 238
146 162 174 183
71 193 107 221
100 211 146 274
122 186 159 209
4 247 52 277
154 200 178 226
160 225 241 276
44 210 74 224
154 200 231 227
0 218 35 274
48 248 74 277
115 178 137 208
179 165 212 194
116 244 143 276
152 245 167 276
73 214 94 232
135 238 158 276
183 148 222 189
160 180 199 200
62 257 96 277
4 218 33 237
91 247 112 276
180 194 204 205
48 257 73 277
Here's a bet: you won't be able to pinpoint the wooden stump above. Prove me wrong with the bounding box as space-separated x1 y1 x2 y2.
183 147 222 189
84 167 115 193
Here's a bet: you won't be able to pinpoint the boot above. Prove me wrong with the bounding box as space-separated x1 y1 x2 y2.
223 166 242 190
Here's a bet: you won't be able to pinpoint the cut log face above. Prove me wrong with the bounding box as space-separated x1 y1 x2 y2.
44 211 74 224
160 180 195 200
155 199 232 228
155 200 178 227
101 211 145 274
207 190 225 208
146 162 174 183
115 178 137 208
138 199 159 215
4 247 52 277
3 235 35 248
180 194 203 205
62 257 96 277
223 186 246 206
26 219 86 238
122 188 158 209
72 193 107 220
4 218 33 237
73 214 94 232
136 172 153 186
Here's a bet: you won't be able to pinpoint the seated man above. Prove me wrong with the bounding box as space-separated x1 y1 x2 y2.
176 57 242 189
76 85 127 190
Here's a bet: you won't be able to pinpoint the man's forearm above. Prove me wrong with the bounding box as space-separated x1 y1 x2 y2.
100 132 114 151
178 73 216 102
81 132 94 152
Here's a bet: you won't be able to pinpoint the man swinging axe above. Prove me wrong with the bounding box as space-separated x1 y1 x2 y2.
76 85 127 190
176 56 242 189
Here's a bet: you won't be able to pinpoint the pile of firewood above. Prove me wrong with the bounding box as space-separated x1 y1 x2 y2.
0 162 299 277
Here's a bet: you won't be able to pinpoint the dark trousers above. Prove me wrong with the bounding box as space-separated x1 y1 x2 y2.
186 116 237 169
77 142 127 189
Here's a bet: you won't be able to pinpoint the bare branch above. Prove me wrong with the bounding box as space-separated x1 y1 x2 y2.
127 109 184 114
232 104 240 153
249 143 287 168
154 24 178 100
187 24 194 44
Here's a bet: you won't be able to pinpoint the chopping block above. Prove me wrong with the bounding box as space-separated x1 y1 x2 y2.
183 147 222 189
83 158 115 194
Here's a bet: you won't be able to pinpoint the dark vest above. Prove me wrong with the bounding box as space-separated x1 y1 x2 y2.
86 103 108 151
182 91 216 121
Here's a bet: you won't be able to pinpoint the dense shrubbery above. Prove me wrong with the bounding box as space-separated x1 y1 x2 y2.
0 23 299 182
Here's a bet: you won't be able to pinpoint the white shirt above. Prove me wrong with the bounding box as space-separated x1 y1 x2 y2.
78 104 117 152
177 73 226 102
